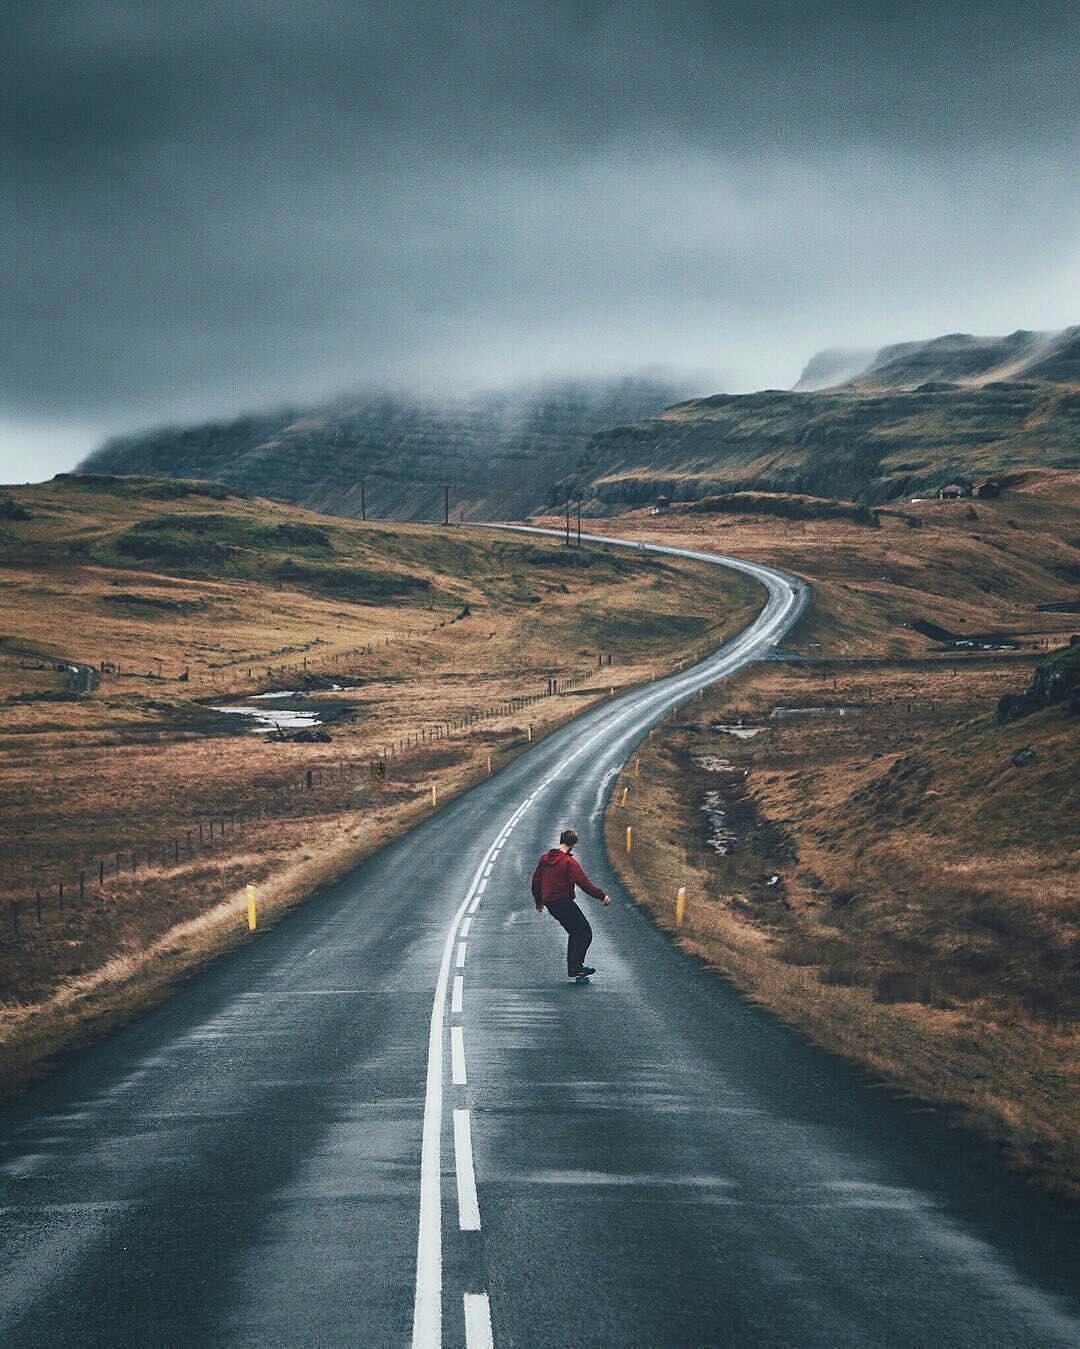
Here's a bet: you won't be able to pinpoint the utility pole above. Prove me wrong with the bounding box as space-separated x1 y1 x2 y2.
576 500 582 547
444 484 450 526
565 499 571 545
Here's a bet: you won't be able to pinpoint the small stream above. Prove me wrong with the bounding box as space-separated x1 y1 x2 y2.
696 755 746 855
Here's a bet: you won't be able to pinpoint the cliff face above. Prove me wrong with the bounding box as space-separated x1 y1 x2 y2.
79 377 694 521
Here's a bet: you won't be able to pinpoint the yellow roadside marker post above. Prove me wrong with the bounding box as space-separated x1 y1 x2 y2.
528 724 533 742
626 825 632 854
432 784 438 807
246 883 257 932
487 755 492 775
675 886 686 928
620 786 629 807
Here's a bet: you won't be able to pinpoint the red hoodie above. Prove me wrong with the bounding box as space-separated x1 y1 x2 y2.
531 848 606 907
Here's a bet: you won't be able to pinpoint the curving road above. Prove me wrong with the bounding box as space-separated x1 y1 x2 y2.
1 534 1078 1348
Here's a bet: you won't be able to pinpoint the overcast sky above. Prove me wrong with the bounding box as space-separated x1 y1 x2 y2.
5 0 1080 481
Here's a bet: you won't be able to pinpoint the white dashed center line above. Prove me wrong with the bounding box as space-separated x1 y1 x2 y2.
451 1026 467 1085
464 1293 494 1349
451 976 464 1015
453 1110 481 1231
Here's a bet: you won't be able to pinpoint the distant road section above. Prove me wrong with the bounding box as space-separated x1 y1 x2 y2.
3 533 1079 1348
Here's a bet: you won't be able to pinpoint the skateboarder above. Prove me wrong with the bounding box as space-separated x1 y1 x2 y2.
531 828 611 978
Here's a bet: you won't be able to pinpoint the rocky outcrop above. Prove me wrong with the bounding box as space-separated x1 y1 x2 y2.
996 643 1080 723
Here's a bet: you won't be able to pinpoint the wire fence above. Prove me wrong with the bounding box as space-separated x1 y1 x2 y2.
1 661 611 946
99 613 500 686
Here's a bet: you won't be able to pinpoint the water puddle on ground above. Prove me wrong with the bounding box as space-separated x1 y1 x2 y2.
211 689 335 733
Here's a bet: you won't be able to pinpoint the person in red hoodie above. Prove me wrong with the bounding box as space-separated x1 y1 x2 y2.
531 827 611 979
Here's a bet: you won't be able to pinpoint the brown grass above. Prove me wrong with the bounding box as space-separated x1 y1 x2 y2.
0 477 761 1094
601 470 1080 1195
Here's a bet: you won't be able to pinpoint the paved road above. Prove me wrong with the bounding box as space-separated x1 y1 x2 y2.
1 536 1078 1348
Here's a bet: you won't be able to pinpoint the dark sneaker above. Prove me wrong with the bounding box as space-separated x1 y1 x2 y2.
569 966 596 977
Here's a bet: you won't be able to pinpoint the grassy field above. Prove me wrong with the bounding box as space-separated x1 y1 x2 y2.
599 470 1080 1195
0 475 761 1093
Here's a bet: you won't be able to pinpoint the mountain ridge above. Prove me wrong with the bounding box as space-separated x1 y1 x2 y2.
77 326 1080 516
798 324 1080 393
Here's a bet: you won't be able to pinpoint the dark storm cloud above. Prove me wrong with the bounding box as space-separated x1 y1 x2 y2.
5 1 1080 474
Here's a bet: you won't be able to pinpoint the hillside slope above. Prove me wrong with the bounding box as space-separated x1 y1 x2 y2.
569 377 1080 508
78 377 693 522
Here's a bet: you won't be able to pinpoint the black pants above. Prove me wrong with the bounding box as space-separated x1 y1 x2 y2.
545 898 593 974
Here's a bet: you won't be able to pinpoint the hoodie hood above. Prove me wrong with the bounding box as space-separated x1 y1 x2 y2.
531 845 606 906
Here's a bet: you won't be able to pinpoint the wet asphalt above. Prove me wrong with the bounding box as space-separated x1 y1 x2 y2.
1 543 1078 1348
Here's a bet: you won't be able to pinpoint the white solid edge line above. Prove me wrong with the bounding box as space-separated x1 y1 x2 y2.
464 1293 494 1349
451 1026 467 1085
453 1109 481 1231
451 976 463 1015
